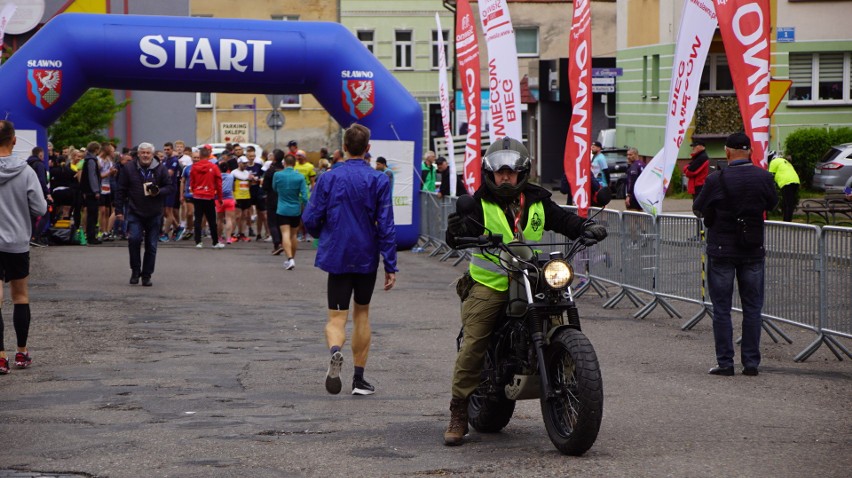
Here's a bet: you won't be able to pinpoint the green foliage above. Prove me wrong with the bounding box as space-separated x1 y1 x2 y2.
784 127 852 187
48 89 130 150
667 163 684 197
694 96 744 135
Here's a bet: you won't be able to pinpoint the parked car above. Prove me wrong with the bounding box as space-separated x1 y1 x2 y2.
812 142 852 192
600 148 629 198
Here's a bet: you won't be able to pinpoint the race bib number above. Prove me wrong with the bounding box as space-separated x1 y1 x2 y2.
101 184 111 194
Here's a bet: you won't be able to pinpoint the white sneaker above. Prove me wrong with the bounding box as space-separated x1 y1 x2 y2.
263 236 273 242
213 243 225 249
286 258 295 270
195 243 203 249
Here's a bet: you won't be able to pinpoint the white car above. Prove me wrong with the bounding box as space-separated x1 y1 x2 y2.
194 142 265 160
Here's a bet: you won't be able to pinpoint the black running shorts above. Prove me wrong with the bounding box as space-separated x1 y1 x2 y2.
0 251 30 283
327 271 378 310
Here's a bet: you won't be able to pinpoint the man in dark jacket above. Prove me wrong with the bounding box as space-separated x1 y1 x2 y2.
692 132 777 377
114 142 174 287
80 142 102 244
441 137 607 446
26 147 51 244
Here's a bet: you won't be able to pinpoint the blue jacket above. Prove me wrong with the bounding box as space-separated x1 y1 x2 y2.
303 159 397 274
272 167 308 216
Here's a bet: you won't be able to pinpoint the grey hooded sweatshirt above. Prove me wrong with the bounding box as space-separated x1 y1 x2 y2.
0 154 48 253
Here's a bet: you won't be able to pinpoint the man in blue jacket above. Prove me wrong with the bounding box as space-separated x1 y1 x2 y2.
114 142 174 287
303 124 397 396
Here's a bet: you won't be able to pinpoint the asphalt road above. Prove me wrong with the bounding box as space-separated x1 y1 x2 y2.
0 239 849 477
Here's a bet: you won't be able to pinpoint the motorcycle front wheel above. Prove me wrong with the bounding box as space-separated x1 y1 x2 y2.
468 350 516 433
540 328 603 456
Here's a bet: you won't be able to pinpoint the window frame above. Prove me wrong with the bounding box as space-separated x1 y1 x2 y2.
431 29 450 70
515 26 540 58
651 54 661 100
271 14 299 21
699 53 735 94
196 92 212 109
394 29 414 70
788 51 852 106
278 94 301 109
357 29 375 54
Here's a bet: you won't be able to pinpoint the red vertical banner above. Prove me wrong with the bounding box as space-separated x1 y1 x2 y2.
714 0 771 168
565 0 592 217
456 0 482 194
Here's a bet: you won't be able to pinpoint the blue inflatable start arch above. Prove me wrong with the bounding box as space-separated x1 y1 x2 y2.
0 13 422 248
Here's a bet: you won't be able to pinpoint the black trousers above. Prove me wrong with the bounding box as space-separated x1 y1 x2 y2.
266 198 281 248
193 198 219 245
83 193 99 240
780 183 799 222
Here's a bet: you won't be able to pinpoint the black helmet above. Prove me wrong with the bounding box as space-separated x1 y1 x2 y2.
482 137 531 199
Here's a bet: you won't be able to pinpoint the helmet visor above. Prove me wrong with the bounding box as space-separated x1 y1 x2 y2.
483 150 525 173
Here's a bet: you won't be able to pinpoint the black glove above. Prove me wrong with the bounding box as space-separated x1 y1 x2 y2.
447 212 470 237
583 223 608 241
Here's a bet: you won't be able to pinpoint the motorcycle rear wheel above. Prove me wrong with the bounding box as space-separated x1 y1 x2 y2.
540 328 603 456
468 350 516 433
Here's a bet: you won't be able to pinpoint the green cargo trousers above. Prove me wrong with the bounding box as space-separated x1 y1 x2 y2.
451 282 508 399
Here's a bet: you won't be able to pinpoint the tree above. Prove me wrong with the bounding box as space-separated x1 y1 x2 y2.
48 88 130 149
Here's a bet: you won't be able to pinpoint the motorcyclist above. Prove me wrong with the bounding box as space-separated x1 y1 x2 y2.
442 136 608 446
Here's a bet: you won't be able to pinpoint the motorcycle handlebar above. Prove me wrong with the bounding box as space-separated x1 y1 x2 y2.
454 233 504 249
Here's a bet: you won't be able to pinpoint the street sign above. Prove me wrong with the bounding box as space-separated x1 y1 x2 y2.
592 85 615 93
777 27 795 43
266 95 283 109
233 103 254 110
591 77 615 86
591 67 623 78
266 110 284 130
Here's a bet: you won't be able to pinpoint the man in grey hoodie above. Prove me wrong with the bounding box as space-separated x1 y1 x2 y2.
0 120 48 374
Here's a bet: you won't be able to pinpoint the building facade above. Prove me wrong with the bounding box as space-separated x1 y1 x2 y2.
615 0 852 161
190 0 340 154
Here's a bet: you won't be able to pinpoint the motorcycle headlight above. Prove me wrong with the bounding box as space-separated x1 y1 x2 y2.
542 260 573 289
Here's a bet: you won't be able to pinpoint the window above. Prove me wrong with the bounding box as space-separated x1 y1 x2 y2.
271 15 299 21
651 54 660 99
196 92 212 108
699 54 734 93
790 52 851 103
642 56 648 99
394 30 413 69
279 94 301 109
431 30 450 69
357 30 375 54
515 27 539 57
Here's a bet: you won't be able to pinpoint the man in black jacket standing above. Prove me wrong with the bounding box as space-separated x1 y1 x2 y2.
692 133 777 377
80 142 102 244
114 142 174 287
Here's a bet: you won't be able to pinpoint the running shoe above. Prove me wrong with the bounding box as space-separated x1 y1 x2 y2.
174 227 185 241
285 258 295 270
159 234 170 242
352 377 375 396
325 351 344 394
196 243 203 249
14 352 32 369
272 246 284 256
213 243 226 249
0 357 9 374
182 231 193 240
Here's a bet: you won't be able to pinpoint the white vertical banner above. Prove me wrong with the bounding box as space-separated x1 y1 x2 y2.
477 0 522 142
436 13 456 196
0 3 17 48
633 0 717 215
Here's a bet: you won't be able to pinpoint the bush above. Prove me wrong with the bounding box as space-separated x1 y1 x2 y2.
667 163 684 197
784 127 852 187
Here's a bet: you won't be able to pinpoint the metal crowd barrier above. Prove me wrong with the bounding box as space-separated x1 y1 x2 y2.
412 191 852 362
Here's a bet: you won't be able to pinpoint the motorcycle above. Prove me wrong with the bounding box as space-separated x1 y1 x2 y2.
452 196 605 456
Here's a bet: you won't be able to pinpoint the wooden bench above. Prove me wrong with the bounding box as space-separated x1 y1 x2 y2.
800 192 852 225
